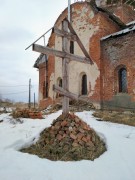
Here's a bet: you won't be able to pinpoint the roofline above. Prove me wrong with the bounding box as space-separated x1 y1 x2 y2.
101 24 135 41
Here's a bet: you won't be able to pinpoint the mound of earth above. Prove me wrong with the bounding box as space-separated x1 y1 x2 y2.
21 113 106 161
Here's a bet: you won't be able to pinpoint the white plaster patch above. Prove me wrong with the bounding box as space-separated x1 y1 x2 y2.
55 35 62 51
48 3 100 99
72 10 99 55
96 0 107 7
73 4 94 19
68 61 100 96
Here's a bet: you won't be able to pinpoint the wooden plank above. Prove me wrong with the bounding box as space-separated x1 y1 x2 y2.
53 85 88 102
33 44 91 64
62 20 69 116
53 26 77 41
53 85 78 100
65 18 93 64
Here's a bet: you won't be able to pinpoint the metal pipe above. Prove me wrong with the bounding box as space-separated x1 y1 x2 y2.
25 27 53 50
68 0 71 22
43 35 46 46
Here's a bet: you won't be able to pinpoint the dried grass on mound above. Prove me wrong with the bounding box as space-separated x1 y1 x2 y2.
21 113 106 161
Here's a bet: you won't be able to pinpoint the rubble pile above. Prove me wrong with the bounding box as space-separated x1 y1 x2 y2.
69 100 95 112
42 100 95 115
12 109 42 119
21 113 106 161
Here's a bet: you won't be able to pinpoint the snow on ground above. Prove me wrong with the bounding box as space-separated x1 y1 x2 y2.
0 110 135 180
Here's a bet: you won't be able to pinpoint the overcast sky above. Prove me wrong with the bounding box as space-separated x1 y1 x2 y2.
0 0 75 103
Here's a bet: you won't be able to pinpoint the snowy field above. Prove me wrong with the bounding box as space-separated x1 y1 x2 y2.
0 110 135 180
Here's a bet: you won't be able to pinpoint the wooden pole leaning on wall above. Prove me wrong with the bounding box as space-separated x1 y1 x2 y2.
62 20 69 116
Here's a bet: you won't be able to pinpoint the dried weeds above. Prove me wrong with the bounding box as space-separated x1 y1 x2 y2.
93 110 135 126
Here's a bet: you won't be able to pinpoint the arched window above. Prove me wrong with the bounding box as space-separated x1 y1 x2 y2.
59 78 62 87
56 77 62 98
119 68 127 93
82 74 87 95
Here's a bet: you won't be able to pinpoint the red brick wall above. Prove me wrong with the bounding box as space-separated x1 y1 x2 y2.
38 32 56 108
89 12 121 103
101 31 135 108
39 63 46 101
107 4 135 24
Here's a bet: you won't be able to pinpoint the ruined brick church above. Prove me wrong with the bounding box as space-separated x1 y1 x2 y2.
34 0 135 110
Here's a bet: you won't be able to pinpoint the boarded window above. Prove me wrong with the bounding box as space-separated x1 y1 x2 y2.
119 68 127 93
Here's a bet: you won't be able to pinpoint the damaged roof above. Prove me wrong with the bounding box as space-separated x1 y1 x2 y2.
101 20 135 40
34 54 48 68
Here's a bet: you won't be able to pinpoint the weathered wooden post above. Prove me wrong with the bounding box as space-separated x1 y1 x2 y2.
62 20 69 116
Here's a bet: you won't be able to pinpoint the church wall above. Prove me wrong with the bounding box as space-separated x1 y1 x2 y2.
101 31 135 110
45 2 121 109
37 1 135 110
38 1 121 109
53 2 100 105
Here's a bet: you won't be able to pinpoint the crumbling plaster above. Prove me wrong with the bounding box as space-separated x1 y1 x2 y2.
48 2 100 99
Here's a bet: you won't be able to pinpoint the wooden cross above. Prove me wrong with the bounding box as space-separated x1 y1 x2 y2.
33 18 93 116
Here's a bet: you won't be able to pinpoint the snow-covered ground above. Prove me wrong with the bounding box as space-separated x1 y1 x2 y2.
0 110 135 180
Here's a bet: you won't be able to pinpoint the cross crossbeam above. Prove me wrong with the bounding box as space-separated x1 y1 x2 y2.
32 18 93 116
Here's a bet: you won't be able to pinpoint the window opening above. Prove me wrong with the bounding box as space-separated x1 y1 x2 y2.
82 74 87 95
59 79 62 87
70 41 74 54
119 68 127 93
43 81 48 98
56 78 62 98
